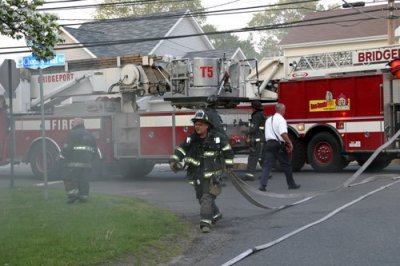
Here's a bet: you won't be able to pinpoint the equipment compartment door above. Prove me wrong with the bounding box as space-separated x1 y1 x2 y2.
139 111 193 157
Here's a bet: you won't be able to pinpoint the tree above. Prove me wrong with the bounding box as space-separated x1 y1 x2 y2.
95 0 204 21
0 0 62 59
248 0 324 58
203 24 259 59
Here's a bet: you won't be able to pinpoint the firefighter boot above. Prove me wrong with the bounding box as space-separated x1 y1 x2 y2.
67 189 79 204
79 195 89 203
242 172 255 181
211 212 223 225
200 220 212 233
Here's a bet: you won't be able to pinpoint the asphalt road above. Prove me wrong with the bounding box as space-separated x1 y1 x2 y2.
2 161 400 266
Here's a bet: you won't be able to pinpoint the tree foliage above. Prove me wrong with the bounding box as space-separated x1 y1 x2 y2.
0 0 63 60
248 0 324 58
95 0 204 22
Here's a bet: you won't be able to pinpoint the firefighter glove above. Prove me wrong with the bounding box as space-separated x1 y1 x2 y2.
169 161 181 173
212 176 222 185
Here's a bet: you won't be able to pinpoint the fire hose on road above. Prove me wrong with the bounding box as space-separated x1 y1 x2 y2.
227 128 400 209
221 129 400 265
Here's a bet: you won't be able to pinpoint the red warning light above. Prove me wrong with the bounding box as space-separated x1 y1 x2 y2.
389 58 400 79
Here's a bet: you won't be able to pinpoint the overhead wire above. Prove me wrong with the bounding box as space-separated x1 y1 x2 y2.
53 1 337 29
57 5 324 25
38 0 319 13
0 10 385 55
0 1 397 55
38 0 222 11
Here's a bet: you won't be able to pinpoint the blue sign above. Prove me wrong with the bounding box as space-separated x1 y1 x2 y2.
17 54 65 69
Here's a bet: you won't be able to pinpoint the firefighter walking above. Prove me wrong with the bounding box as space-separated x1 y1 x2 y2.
243 100 266 181
61 117 98 204
170 110 234 233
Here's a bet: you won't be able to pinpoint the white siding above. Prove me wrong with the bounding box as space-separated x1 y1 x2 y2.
282 38 389 57
56 32 95 61
153 18 211 57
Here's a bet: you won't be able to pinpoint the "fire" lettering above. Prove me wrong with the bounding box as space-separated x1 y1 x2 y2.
51 119 72 130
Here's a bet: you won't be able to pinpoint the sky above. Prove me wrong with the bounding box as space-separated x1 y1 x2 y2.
202 0 342 38
0 0 374 62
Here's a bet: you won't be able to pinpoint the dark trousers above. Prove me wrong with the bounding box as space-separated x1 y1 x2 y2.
260 140 297 188
246 141 263 176
195 177 220 222
63 167 91 198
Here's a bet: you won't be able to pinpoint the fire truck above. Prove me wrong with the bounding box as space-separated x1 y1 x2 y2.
2 45 400 179
261 45 400 172
0 54 255 179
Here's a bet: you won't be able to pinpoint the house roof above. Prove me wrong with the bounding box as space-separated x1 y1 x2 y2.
184 47 241 59
280 4 400 46
63 11 198 57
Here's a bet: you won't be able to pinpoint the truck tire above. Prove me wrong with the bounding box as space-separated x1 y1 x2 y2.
290 134 306 171
307 132 346 172
29 142 60 180
357 158 392 172
119 159 155 178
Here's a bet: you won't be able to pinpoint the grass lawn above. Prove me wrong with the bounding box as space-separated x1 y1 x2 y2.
0 187 195 266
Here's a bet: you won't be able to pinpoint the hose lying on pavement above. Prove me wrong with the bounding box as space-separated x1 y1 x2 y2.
228 170 315 210
221 178 400 266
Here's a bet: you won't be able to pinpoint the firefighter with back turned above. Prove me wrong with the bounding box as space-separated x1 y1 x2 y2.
243 100 266 181
61 117 98 204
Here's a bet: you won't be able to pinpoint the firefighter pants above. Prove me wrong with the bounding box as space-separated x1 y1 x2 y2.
63 167 91 200
246 141 263 176
195 178 221 222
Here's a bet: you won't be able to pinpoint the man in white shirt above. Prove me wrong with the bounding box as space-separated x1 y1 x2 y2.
259 103 300 191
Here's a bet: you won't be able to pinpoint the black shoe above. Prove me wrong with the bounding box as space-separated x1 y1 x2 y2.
258 186 266 192
242 176 255 181
288 184 301 190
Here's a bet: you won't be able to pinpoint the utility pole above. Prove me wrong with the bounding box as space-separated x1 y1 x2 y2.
387 0 396 45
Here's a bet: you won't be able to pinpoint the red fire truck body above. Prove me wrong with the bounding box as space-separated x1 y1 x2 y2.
0 54 252 178
269 45 400 172
4 45 399 178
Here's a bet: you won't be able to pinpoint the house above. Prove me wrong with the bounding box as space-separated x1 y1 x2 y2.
251 3 400 95
58 10 214 60
280 3 400 57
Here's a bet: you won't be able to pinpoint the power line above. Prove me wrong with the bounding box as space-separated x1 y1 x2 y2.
43 0 92 4
56 3 388 29
52 0 321 27
38 0 198 11
0 12 384 55
0 1 395 56
38 0 319 12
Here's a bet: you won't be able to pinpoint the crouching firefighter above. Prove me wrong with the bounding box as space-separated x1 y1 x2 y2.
61 117 98 204
170 110 234 233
